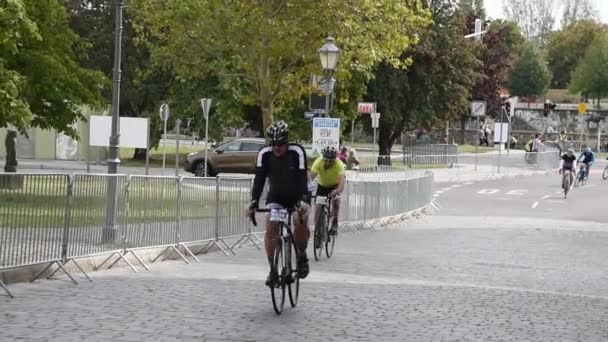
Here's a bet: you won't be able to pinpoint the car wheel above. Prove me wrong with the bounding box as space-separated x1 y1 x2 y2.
194 161 206 177
194 161 216 177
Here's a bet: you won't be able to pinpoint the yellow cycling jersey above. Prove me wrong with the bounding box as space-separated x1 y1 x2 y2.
311 157 344 188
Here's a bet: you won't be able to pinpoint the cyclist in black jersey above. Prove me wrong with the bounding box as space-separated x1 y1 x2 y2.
247 121 311 287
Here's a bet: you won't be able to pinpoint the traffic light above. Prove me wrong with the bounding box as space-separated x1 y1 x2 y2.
505 101 511 115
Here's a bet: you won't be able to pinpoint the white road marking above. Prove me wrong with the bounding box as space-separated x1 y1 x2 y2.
506 190 528 196
451 184 462 188
478 189 500 194
442 188 452 191
435 191 444 194
531 201 539 208
541 195 550 200
464 182 474 185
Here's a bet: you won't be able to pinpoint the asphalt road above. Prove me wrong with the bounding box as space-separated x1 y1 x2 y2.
434 161 608 223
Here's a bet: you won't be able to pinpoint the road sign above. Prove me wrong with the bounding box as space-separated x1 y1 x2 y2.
312 118 340 158
201 98 212 120
159 103 170 121
357 102 375 114
371 112 380 128
470 101 486 117
579 102 587 115
309 92 333 110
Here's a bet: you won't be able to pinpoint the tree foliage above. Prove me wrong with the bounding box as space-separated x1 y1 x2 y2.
367 0 482 156
561 0 597 28
508 42 551 98
569 32 608 106
503 0 555 48
546 19 605 88
0 0 105 136
131 0 430 133
470 20 523 117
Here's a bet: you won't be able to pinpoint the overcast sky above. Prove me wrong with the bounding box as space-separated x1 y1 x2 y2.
485 0 608 25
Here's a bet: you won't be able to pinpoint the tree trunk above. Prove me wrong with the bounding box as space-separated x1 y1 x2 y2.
258 38 273 135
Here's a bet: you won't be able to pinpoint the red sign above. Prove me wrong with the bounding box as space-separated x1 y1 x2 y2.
357 102 375 114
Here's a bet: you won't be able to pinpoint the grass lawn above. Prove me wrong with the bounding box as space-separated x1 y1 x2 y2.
457 144 496 154
119 145 203 168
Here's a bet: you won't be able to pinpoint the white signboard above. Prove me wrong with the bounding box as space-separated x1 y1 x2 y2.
371 112 381 128
89 116 149 148
493 123 509 144
312 118 340 158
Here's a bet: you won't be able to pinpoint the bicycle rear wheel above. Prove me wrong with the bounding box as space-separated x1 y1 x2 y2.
313 208 326 261
270 238 286 315
287 236 299 308
603 165 608 180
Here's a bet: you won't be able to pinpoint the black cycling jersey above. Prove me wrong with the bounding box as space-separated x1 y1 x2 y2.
561 154 576 168
251 143 308 207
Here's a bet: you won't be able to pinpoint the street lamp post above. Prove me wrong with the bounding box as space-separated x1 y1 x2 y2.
104 0 124 243
318 36 340 118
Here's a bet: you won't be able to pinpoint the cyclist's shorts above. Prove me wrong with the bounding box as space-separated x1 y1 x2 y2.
316 184 337 197
562 165 575 172
266 202 310 216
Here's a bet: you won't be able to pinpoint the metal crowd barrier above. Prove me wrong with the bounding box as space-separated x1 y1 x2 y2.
0 170 436 298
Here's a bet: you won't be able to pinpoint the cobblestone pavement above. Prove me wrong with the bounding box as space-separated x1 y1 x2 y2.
2 213 608 341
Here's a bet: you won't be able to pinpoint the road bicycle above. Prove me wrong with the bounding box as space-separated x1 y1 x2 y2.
561 169 572 199
252 208 299 315
313 195 337 261
576 164 587 187
603 163 608 180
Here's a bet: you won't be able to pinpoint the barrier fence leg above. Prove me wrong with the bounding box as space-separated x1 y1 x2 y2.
1 280 13 298
47 259 92 283
179 243 201 263
124 250 150 271
31 261 78 285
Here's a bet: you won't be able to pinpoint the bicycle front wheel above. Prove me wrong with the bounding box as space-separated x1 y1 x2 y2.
325 212 336 259
287 236 299 308
313 209 326 261
603 165 608 180
563 175 570 198
270 238 286 315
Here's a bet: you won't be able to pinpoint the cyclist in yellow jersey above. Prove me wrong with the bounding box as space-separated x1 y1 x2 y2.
309 146 345 235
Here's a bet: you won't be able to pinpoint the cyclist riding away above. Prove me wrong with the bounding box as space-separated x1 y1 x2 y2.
309 146 346 236
578 147 595 180
560 148 577 188
247 121 311 287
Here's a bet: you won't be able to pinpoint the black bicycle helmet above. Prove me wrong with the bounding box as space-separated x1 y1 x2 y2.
266 120 289 144
322 146 337 160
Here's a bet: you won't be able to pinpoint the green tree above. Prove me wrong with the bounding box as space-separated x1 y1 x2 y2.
546 19 605 88
469 20 524 118
131 0 430 132
569 32 608 107
508 42 551 98
0 0 105 136
367 0 482 157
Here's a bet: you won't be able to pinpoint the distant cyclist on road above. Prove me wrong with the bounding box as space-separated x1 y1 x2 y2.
559 148 577 188
247 121 311 287
577 147 595 180
309 146 346 237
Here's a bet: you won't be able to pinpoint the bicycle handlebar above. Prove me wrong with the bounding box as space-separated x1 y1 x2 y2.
249 207 297 227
